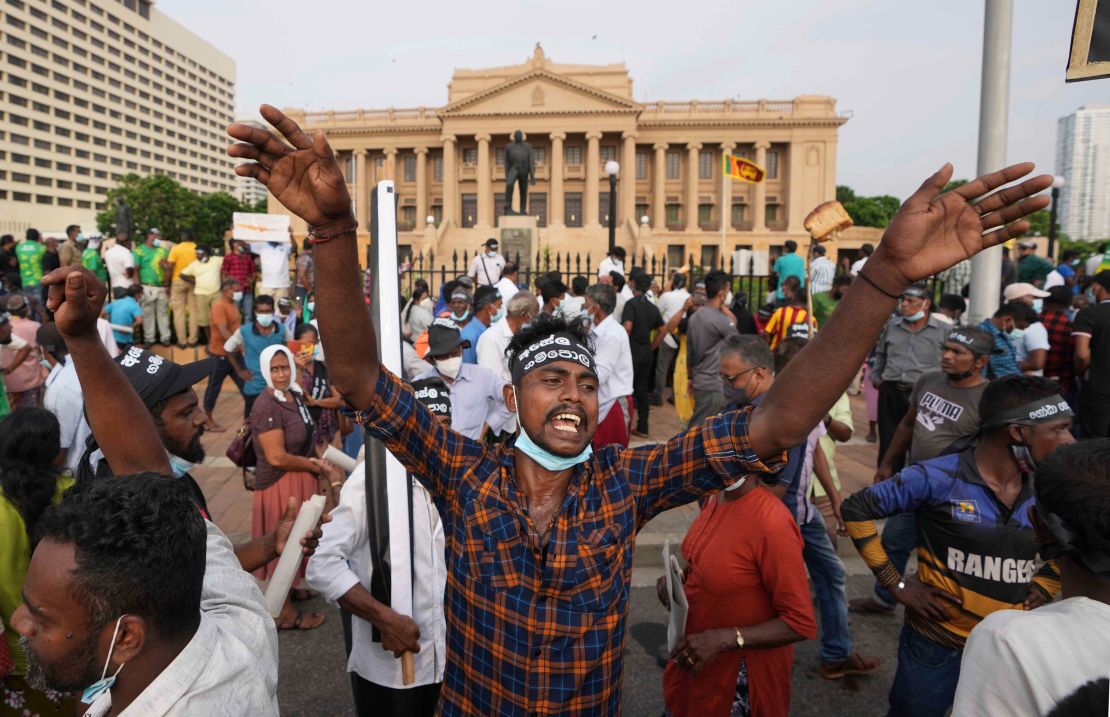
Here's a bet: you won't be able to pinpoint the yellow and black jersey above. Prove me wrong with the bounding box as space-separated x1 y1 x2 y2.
842 449 1059 649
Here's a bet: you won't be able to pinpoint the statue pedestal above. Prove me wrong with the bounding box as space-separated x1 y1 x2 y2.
498 215 538 269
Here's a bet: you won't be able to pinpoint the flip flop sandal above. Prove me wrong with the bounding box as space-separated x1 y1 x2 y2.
279 610 326 631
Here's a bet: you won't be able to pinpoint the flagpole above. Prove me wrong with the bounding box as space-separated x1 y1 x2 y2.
721 162 728 270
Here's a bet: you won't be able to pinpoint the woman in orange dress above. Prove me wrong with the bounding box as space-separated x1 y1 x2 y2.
660 473 816 717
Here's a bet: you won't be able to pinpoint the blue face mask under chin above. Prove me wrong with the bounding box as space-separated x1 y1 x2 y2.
452 310 470 322
511 388 592 471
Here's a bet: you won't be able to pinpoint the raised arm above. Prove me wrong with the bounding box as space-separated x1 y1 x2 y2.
43 267 171 475
228 105 377 410
747 163 1051 458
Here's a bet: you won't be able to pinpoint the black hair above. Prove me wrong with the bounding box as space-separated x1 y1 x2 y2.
250 294 275 330
220 277 240 292
404 286 429 327
832 274 853 288
0 409 62 535
609 272 626 291
1060 249 1081 262
611 246 626 260
503 261 519 277
813 244 826 256
127 284 143 299
34 473 206 641
1094 271 1110 292
441 279 462 301
720 334 773 371
632 272 652 293
0 234 14 247
505 312 592 366
1045 286 1071 309
671 273 686 290
978 376 1063 433
784 240 798 253
571 275 588 296
781 275 801 291
26 228 41 243
703 269 730 300
939 293 967 313
1005 299 1038 325
66 224 81 236
792 287 808 306
1035 440 1110 570
1046 678 1109 717
294 323 319 341
773 337 808 373
180 228 195 242
541 280 568 305
860 243 874 256
994 302 1023 319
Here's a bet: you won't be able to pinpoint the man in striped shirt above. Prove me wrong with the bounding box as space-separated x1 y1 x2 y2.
809 244 836 294
763 288 817 348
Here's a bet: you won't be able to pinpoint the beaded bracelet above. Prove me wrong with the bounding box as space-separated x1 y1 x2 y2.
307 220 359 246
855 269 904 300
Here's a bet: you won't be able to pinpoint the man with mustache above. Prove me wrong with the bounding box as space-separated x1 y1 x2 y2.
227 103 1052 715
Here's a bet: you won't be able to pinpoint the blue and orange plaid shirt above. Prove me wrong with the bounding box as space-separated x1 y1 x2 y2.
357 368 782 716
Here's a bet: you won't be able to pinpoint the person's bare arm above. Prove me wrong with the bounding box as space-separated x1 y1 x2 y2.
3 344 31 375
824 414 853 443
308 384 343 410
1074 335 1092 374
43 267 170 475
228 106 376 410
256 428 320 475
747 163 1051 459
813 442 844 532
623 320 633 335
876 407 916 481
651 302 689 350
1021 348 1046 374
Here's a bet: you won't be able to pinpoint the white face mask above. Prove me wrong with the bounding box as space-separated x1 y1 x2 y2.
435 355 462 379
232 291 244 302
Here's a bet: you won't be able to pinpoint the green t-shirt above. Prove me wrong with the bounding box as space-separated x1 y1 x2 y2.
1017 254 1053 284
812 290 839 328
14 240 46 288
133 243 169 286
82 247 108 281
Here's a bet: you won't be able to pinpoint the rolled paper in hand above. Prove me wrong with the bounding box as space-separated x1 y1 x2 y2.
264 493 327 618
322 444 358 475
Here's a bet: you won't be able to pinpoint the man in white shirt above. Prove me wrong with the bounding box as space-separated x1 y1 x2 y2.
561 275 588 320
597 246 626 281
809 244 836 294
307 378 449 716
652 273 690 405
255 240 292 300
584 284 633 448
103 233 136 292
494 262 520 305
850 242 874 277
953 441 1110 717
468 238 505 287
476 292 539 382
38 323 91 474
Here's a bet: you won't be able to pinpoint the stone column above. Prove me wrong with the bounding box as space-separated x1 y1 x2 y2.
414 146 428 230
354 149 368 230
584 130 602 228
441 135 457 227
652 142 667 230
550 132 566 227
685 142 702 231
476 133 492 228
383 147 398 183
620 131 637 225
753 141 770 231
720 141 736 231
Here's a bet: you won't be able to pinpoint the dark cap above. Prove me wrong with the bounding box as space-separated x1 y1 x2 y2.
945 326 994 357
412 377 452 418
473 285 500 311
484 237 498 249
902 284 931 300
115 346 215 412
426 317 470 358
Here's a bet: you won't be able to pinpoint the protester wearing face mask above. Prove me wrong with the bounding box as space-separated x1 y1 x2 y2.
871 283 947 475
446 289 471 326
1044 249 1081 291
843 376 1073 717
224 295 291 418
202 279 246 431
221 240 258 319
132 229 171 346
292 323 342 448
275 297 297 335
459 286 501 365
584 284 634 449
402 286 434 341
414 318 511 441
468 238 505 287
475 291 539 382
178 246 225 346
979 302 1023 378
540 280 568 318
1004 281 1050 315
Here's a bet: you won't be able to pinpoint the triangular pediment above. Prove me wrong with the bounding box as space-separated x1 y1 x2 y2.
439 69 638 117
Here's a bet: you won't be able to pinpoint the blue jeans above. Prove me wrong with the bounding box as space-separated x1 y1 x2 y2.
236 291 254 322
874 513 918 607
887 624 962 717
800 512 852 662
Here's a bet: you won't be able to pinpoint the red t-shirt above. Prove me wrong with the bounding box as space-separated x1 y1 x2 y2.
662 487 816 717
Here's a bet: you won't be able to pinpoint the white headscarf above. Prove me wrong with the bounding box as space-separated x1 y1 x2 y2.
259 344 302 402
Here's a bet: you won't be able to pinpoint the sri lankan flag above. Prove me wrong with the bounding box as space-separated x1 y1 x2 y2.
723 154 766 183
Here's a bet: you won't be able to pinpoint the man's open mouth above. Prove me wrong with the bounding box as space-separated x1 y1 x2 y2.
550 413 583 434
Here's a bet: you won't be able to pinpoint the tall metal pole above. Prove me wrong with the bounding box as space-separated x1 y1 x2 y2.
1047 186 1060 259
967 0 1013 325
607 173 617 254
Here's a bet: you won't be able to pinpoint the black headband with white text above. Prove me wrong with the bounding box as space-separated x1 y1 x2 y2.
983 396 1074 429
510 332 597 386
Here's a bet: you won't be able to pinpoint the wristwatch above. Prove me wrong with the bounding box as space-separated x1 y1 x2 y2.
894 579 907 592
734 627 745 650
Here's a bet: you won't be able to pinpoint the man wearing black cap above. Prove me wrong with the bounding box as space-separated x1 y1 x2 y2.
468 238 504 288
459 285 501 365
414 318 511 441
854 326 992 616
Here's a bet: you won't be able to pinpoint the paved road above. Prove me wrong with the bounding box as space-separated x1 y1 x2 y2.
277 575 904 716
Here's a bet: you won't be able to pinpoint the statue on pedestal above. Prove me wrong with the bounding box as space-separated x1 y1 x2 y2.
503 130 536 217
114 197 133 239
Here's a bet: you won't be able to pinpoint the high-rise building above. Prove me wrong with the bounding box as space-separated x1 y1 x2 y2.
0 0 236 235
232 116 267 207
1056 104 1110 243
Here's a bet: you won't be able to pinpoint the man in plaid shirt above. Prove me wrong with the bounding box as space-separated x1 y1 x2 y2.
221 240 257 318
228 106 1052 715
1040 286 1074 394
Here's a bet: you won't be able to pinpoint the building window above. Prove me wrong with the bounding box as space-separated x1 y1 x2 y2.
461 193 477 228
565 145 582 166
403 155 416 182
494 148 505 167
533 147 546 165
433 154 443 181
599 192 611 225
635 151 648 180
667 244 686 272
635 203 649 223
530 192 547 228
462 148 477 165
766 150 779 179
666 151 681 179
399 205 416 230
699 151 714 179
698 203 714 228
666 203 682 229
564 192 582 227
766 203 781 224
600 145 616 164
431 204 443 227
344 156 354 183
731 202 747 228
700 245 719 270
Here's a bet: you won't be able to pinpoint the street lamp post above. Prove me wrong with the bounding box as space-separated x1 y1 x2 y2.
1048 175 1065 259
605 160 619 254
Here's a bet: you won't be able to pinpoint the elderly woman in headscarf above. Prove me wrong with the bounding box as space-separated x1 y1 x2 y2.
249 344 331 630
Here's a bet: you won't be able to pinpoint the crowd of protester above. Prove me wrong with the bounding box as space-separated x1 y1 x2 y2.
1 105 1109 717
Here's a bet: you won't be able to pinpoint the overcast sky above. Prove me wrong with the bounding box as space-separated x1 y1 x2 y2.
161 0 1105 199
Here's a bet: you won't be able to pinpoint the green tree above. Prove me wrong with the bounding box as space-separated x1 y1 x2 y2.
836 185 901 228
96 174 200 240
942 179 969 194
193 191 242 250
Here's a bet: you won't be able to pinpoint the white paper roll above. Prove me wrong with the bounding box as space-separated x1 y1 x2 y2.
263 493 327 618
322 444 358 475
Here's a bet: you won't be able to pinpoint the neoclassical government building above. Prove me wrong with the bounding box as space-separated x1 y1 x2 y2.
275 46 877 270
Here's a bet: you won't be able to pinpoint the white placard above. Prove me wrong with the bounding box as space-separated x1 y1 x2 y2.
232 212 291 243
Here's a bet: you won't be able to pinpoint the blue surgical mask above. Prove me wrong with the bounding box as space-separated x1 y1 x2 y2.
152 239 162 248
511 388 592 471
167 451 197 478
232 291 244 302
306 301 315 313
490 307 505 323
903 309 926 322
256 313 275 327
80 615 127 704
38 358 52 371
451 310 470 322
1032 299 1043 314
